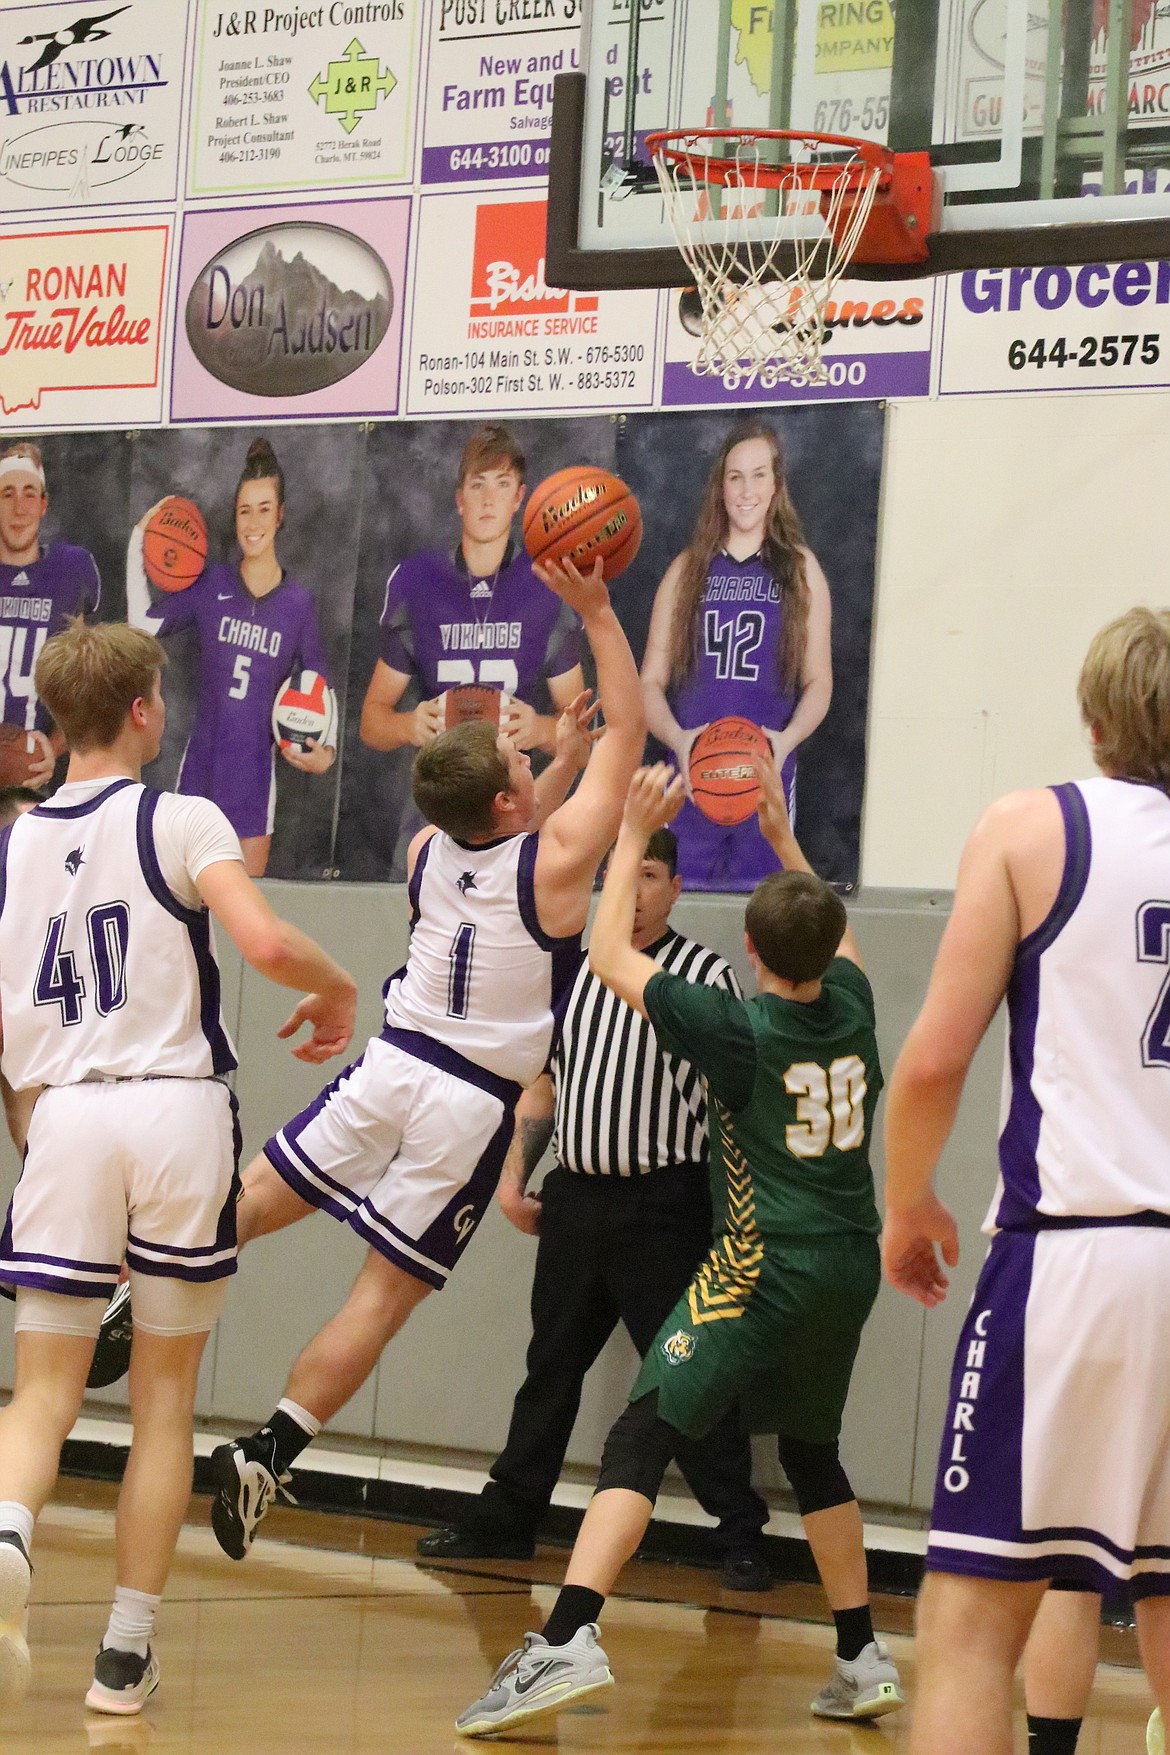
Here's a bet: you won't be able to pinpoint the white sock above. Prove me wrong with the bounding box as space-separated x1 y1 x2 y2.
277 1398 322 1439
103 1585 160 1659
0 1503 34 1554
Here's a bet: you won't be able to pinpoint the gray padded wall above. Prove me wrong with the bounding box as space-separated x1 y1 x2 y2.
0 882 1005 1517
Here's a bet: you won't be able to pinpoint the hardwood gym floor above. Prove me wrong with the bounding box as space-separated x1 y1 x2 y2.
0 1479 1151 1753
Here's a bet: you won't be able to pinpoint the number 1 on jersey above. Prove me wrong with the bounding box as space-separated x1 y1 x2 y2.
447 922 476 1019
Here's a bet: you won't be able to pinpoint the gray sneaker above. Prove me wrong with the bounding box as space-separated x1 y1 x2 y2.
810 1639 905 1720
456 1624 613 1738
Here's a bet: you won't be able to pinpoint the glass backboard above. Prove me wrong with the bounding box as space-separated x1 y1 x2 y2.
546 0 1170 285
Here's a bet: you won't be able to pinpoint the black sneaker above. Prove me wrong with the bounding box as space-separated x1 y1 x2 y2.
86 1282 133 1390
209 1435 296 1561
85 1644 160 1715
417 1522 536 1561
720 1548 773 1592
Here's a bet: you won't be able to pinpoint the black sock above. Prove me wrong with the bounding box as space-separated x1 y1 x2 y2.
1027 1714 1082 1755
541 1586 606 1647
833 1604 875 1662
254 1409 315 1476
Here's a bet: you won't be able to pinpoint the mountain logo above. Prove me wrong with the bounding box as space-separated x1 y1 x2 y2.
309 38 396 135
185 221 392 398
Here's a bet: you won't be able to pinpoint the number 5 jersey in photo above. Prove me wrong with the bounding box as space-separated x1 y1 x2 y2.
128 532 331 841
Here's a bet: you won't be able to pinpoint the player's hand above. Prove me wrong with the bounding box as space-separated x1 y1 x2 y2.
280 736 335 775
501 695 546 752
765 727 795 771
754 749 795 852
26 731 56 789
881 1193 960 1307
133 497 171 535
673 724 707 798
551 688 602 771
623 762 686 839
498 1172 542 1236
532 554 609 619
277 984 357 1064
409 697 444 747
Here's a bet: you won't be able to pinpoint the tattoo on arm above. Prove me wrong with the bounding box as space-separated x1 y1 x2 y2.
518 1113 555 1190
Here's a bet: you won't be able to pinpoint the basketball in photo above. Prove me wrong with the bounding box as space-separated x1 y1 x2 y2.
272 670 338 753
523 466 642 583
142 497 208 593
688 717 770 826
0 724 39 788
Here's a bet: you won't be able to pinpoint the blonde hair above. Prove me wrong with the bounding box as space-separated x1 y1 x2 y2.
36 620 166 752
1078 607 1170 787
0 441 44 472
669 421 809 692
412 722 511 839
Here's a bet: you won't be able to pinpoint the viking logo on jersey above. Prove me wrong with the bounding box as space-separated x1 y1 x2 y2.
662 1329 695 1366
64 846 84 876
456 872 478 895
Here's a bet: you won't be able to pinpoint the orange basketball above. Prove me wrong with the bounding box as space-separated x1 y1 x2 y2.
0 723 40 788
143 497 208 593
688 717 770 827
523 466 642 583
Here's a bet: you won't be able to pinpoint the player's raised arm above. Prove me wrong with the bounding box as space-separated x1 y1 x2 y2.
196 859 357 1063
534 558 645 909
752 750 863 968
589 765 687 1018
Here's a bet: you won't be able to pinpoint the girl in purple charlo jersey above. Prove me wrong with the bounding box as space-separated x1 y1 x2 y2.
127 439 335 877
641 421 833 892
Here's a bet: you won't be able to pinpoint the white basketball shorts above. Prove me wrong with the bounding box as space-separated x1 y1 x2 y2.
0 1077 240 1299
265 1026 520 1290
927 1223 1170 1598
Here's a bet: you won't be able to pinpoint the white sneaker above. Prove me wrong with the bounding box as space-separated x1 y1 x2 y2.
1149 1706 1165 1755
0 1532 31 1709
810 1639 905 1720
456 1624 614 1737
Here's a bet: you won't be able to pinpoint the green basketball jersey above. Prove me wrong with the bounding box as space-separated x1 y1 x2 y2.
643 958 882 1242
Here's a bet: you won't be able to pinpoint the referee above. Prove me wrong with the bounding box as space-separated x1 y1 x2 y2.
419 827 771 1589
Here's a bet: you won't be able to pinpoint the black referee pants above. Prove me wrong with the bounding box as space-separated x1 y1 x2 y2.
478 1162 769 1553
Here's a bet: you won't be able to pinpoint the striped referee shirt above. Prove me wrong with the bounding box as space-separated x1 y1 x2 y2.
552 930 742 1177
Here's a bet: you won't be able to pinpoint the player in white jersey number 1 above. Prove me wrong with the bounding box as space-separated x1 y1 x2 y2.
0 621 357 1715
882 607 1170 1755
207 557 645 1562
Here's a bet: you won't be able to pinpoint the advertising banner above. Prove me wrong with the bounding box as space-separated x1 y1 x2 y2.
0 219 169 426
171 195 410 421
939 261 1170 395
0 0 189 213
188 1 421 197
419 0 580 186
659 276 936 406
405 189 660 416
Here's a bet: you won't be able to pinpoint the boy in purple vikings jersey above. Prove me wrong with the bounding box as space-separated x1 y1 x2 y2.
0 442 100 788
642 422 833 892
361 425 584 756
127 439 334 877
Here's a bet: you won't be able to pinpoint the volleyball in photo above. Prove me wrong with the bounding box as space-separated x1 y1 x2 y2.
523 466 642 583
142 497 208 593
272 670 337 753
688 717 771 826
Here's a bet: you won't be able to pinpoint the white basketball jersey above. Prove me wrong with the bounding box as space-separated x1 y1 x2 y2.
991 776 1170 1227
0 780 237 1089
383 830 581 1086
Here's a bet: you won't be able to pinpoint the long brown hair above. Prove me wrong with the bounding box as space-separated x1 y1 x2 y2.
669 422 809 692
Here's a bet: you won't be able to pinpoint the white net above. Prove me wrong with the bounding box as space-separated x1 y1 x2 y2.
651 132 884 389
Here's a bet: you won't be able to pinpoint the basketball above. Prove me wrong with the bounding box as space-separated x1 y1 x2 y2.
522 466 642 583
443 686 504 731
0 723 40 788
142 497 208 593
688 717 771 826
272 670 338 753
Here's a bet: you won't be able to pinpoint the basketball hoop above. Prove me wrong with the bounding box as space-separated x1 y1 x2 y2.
647 129 933 389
